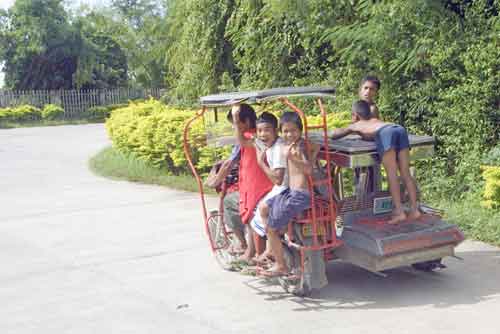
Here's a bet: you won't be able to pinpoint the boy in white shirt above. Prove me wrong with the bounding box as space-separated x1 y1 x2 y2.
250 112 288 263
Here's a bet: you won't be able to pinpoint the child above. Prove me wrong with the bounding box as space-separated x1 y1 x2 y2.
331 100 421 224
357 75 381 192
249 112 287 264
231 104 274 263
204 143 245 252
358 75 381 119
259 112 319 277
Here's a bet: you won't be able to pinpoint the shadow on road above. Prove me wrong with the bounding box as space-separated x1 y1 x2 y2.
242 249 500 311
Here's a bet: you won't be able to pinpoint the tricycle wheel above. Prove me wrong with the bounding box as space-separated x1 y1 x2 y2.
278 244 312 297
206 210 239 271
411 258 446 272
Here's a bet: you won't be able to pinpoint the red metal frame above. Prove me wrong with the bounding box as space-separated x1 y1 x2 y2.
183 107 232 253
280 97 343 274
184 98 343 276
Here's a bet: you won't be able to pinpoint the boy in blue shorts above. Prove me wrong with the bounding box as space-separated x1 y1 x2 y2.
259 112 319 277
331 100 421 224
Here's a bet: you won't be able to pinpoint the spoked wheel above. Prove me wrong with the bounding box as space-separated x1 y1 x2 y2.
412 258 446 272
278 243 312 297
206 210 240 271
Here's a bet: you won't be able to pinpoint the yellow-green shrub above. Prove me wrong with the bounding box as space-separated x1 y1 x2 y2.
481 166 500 210
106 99 229 175
105 100 351 176
307 111 351 129
0 105 41 122
41 104 64 120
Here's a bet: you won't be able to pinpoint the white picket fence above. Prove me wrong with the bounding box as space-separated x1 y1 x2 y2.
0 88 165 118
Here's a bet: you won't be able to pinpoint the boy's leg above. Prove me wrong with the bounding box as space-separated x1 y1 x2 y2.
381 148 407 224
264 227 287 275
254 231 266 257
223 192 247 250
239 225 255 262
256 202 274 263
397 148 421 220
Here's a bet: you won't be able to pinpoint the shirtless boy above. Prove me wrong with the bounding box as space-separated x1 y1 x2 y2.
259 112 319 277
331 100 421 224
359 75 381 119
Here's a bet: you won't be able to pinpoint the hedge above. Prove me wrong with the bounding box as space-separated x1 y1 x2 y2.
105 99 352 175
41 104 64 120
0 105 41 122
105 99 230 175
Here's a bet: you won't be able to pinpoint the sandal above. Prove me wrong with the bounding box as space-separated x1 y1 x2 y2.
255 258 275 270
257 266 288 278
227 246 245 256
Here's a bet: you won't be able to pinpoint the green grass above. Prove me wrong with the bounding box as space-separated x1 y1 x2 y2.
429 195 500 247
0 118 104 129
89 146 207 193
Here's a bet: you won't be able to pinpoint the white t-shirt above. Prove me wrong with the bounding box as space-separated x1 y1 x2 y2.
250 138 290 237
265 137 288 192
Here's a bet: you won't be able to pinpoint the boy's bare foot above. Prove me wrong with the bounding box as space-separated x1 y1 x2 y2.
255 250 274 262
255 254 274 267
236 250 256 266
408 209 422 220
388 211 407 225
228 245 246 255
258 264 288 278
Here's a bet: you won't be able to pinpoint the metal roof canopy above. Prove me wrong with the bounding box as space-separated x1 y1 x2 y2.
200 86 336 107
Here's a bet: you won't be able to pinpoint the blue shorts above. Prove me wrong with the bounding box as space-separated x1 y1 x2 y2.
266 189 311 231
375 124 410 160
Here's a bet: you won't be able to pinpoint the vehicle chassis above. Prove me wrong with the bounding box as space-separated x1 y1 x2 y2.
183 87 464 296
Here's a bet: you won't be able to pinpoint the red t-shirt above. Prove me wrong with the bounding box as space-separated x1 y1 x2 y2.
238 131 273 224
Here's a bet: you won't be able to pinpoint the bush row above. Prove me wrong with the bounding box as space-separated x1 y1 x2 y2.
105 99 229 175
105 100 351 175
0 104 64 122
0 103 131 124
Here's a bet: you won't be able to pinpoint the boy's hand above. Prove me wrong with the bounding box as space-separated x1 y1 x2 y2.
231 104 240 118
256 147 267 166
286 141 300 161
218 159 232 175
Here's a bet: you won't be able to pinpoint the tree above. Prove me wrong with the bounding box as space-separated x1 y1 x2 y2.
164 0 237 103
0 0 129 90
75 12 128 89
0 0 79 89
108 0 169 88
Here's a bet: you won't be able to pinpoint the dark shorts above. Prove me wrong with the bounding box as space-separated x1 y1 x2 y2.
266 189 311 230
375 124 410 160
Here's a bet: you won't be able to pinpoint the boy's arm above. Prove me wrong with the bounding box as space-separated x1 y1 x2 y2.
288 142 314 176
330 125 354 140
309 142 320 166
256 148 285 185
231 105 253 147
370 104 380 119
211 159 232 187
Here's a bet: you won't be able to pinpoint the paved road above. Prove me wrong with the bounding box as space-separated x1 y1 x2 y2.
1 124 499 334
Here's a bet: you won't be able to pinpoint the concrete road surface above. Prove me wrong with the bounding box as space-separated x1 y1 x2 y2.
1 124 499 334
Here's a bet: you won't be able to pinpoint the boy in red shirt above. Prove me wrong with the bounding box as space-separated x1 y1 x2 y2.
231 104 273 263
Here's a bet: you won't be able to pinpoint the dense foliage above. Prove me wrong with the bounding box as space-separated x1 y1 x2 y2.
0 0 168 89
163 0 499 203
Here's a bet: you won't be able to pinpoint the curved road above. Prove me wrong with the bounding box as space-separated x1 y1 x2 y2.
1 124 499 334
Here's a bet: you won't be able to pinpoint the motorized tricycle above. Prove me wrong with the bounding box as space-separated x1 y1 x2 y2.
183 87 464 296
